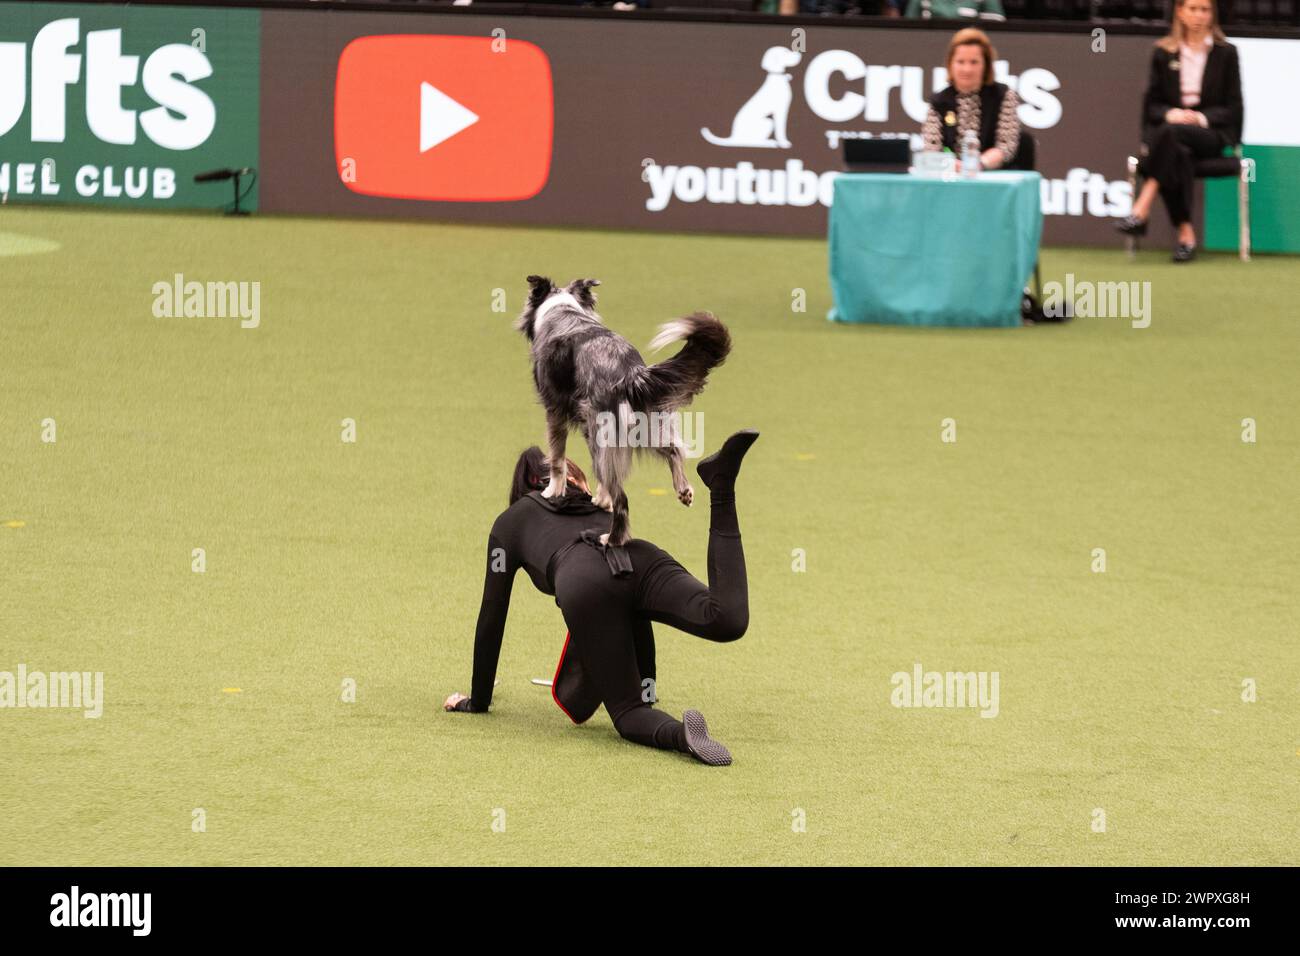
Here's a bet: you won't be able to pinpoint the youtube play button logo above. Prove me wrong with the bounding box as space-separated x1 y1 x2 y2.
334 35 553 201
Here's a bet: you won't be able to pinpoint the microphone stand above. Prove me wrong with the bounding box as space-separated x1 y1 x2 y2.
228 170 249 216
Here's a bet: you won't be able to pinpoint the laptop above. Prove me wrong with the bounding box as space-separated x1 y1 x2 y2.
843 138 912 173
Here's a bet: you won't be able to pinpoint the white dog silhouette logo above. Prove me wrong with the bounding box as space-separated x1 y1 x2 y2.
701 47 802 149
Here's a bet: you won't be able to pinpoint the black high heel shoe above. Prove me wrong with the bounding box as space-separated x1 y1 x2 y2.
1115 214 1148 237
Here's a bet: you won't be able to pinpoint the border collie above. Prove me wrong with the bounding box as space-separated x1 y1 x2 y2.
515 276 731 547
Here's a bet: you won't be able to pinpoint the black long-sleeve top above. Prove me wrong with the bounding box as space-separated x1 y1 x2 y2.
465 490 609 712
1141 41 1243 146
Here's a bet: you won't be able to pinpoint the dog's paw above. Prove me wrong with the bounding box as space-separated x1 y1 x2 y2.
598 532 610 546
541 478 566 499
678 484 694 507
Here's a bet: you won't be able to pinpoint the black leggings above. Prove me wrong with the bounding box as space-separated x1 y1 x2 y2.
551 489 747 753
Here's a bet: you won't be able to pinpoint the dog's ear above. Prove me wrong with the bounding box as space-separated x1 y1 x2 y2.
567 278 601 310
525 275 554 308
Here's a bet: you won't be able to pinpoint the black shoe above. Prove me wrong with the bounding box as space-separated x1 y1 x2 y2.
1115 215 1148 237
1172 242 1196 263
682 709 732 766
695 429 760 490
1022 291 1072 324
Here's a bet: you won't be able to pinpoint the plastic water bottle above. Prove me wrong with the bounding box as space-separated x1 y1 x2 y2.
961 130 980 179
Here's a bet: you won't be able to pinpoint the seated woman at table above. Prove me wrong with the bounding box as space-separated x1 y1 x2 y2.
921 28 1020 173
1114 0 1243 263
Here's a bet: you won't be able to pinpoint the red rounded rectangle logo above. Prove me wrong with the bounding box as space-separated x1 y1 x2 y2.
334 34 553 202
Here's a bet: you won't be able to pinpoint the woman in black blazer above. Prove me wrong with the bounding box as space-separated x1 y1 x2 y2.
1115 0 1243 262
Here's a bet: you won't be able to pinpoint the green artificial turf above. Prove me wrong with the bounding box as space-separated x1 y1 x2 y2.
1 206 1296 866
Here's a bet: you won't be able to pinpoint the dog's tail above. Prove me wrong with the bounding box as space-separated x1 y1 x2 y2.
626 311 732 409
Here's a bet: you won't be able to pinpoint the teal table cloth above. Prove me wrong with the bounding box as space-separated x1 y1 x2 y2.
827 171 1042 328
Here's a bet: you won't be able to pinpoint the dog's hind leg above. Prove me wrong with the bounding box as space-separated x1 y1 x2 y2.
602 490 631 548
652 413 694 507
542 410 569 498
663 446 693 507
592 441 632 546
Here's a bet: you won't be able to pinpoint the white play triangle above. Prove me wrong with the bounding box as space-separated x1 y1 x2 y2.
419 81 479 153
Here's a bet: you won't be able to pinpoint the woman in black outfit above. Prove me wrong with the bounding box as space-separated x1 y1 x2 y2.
443 430 759 766
1115 0 1243 262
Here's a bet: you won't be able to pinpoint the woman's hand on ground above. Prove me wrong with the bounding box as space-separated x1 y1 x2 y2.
443 692 470 712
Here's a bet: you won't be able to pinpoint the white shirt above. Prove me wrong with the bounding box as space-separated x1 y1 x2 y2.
1179 35 1213 109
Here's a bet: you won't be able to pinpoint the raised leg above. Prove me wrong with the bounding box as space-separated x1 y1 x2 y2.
632 430 758 639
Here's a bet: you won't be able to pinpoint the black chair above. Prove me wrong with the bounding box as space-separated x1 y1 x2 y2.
1124 144 1253 261
1004 130 1035 173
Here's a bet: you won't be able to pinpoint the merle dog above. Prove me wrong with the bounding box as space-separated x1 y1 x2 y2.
515 276 731 547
